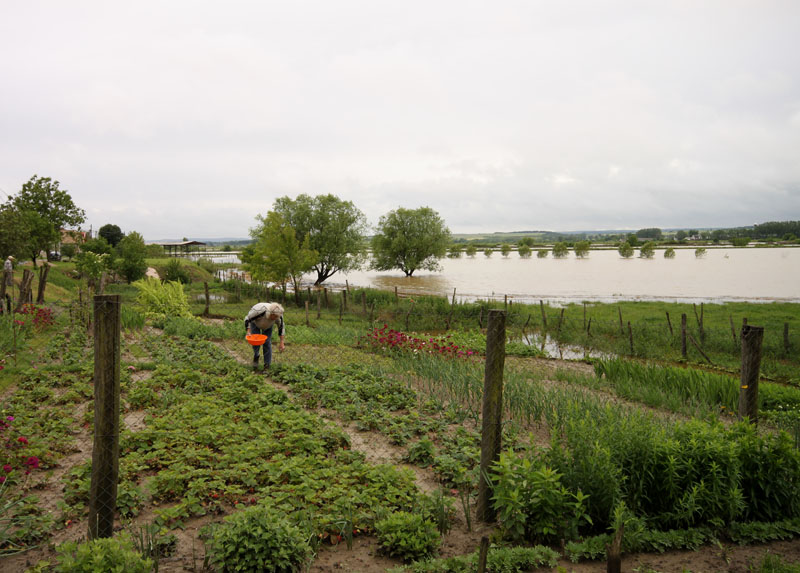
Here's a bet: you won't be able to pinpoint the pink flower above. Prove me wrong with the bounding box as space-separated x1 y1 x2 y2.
3 465 11 473
25 456 39 469
0 476 5 484
17 436 28 445
6 416 13 422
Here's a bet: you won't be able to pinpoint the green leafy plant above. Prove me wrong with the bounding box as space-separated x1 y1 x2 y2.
375 511 441 562
205 505 312 573
53 534 153 572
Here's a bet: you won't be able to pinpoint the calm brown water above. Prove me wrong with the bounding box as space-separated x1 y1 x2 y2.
323 247 800 304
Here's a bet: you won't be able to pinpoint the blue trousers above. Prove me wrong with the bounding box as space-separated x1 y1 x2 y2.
250 324 273 366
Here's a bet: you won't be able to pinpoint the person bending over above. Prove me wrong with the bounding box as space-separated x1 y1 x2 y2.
244 302 285 370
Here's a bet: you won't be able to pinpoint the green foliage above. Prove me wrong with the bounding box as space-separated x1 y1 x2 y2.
248 211 317 296
500 244 512 258
695 247 707 258
491 453 591 543
53 534 152 573
464 244 477 258
574 240 590 258
447 244 462 259
618 242 634 258
393 544 559 572
272 194 368 284
5 175 86 264
639 241 656 258
162 259 190 284
145 243 165 257
757 552 800 573
552 242 569 258
98 224 124 247
536 249 548 258
371 207 451 276
664 247 676 258
133 278 193 320
636 227 663 240
483 248 493 258
731 237 751 247
517 244 532 258
80 237 113 256
0 203 29 261
114 231 148 283
74 251 110 292
375 511 441 561
206 505 312 573
60 243 77 261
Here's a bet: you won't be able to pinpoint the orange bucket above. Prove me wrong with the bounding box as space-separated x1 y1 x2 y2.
246 334 268 346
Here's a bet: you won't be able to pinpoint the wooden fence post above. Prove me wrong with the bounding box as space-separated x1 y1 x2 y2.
681 313 687 358
539 300 547 329
203 282 210 317
557 308 565 335
343 289 348 311
405 301 415 331
36 264 50 304
361 291 367 316
15 269 34 312
665 311 673 336
618 306 624 335
476 537 490 573
738 325 764 424
316 290 321 319
627 322 634 355
394 286 398 301
477 310 506 523
730 316 738 345
338 298 343 325
88 294 121 540
583 302 587 332
0 267 9 313
305 301 310 327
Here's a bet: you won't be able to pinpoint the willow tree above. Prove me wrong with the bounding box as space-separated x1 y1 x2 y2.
247 212 317 305
371 207 450 276
272 194 368 285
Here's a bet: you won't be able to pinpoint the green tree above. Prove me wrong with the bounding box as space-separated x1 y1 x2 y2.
272 194 367 285
626 234 639 247
639 241 656 258
573 240 590 258
695 247 707 258
618 243 634 258
731 237 751 247
247 212 317 304
0 203 29 260
675 230 688 242
60 243 77 261
636 228 663 240
518 237 535 247
98 224 124 247
114 231 148 283
552 242 569 258
145 243 165 257
447 244 462 258
465 244 477 258
82 236 113 256
537 249 548 259
484 248 493 258
500 243 512 258
6 175 85 264
75 251 110 293
518 244 532 258
664 247 676 258
370 207 450 276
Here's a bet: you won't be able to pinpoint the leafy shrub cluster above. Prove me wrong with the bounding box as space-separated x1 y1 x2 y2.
375 511 440 562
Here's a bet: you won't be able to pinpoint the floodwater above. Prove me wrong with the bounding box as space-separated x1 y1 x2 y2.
211 247 799 305
328 247 800 305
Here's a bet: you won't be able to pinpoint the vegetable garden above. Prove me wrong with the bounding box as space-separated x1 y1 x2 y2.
1 261 800 572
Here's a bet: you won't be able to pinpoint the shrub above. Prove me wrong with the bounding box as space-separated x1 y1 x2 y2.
205 505 312 573
375 511 440 562
133 278 192 320
163 259 191 284
53 534 152 572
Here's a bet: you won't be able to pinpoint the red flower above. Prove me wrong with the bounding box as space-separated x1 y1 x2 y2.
17 436 28 445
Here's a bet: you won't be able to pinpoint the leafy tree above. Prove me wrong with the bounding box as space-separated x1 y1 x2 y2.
98 224 124 247
626 234 639 247
675 230 688 242
552 242 569 258
688 229 699 237
518 237 535 247
370 207 450 277
636 228 662 240
0 203 29 260
484 248 493 258
465 244 477 258
500 244 512 258
518 244 532 258
5 175 85 264
664 247 676 258
60 243 77 261
272 194 368 284
75 251 110 293
81 237 113 256
114 231 148 283
573 241 590 258
247 212 317 304
537 249 548 259
695 247 707 258
145 243 165 257
730 237 750 247
618 243 634 258
639 241 656 258
447 244 462 259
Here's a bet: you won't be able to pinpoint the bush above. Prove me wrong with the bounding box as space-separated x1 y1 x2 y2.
206 505 312 573
163 259 191 284
53 534 152 572
375 511 441 562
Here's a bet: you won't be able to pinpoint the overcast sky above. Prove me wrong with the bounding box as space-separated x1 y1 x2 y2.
1 1 799 240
